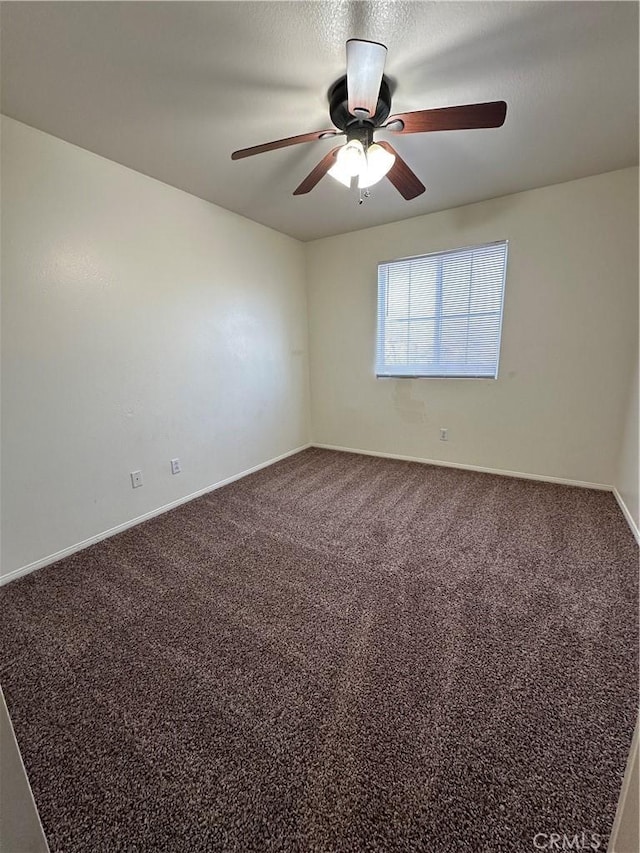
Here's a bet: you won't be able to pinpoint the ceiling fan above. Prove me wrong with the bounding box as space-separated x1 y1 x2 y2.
231 39 507 201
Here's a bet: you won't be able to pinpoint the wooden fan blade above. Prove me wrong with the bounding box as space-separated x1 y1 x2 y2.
377 141 425 200
293 146 342 195
386 101 507 134
231 130 340 160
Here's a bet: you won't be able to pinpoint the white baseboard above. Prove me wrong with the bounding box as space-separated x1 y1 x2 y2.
312 442 612 491
613 488 640 545
0 444 311 587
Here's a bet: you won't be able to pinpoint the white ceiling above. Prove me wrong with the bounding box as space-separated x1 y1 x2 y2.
1 1 638 242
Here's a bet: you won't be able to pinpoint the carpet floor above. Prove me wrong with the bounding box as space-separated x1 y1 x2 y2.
0 448 637 852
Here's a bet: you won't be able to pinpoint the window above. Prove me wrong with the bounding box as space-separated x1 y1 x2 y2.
376 240 508 379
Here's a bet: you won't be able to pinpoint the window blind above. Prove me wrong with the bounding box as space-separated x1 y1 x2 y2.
376 240 508 378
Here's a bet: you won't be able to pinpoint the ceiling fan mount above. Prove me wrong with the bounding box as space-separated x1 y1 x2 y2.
328 74 392 132
231 39 507 202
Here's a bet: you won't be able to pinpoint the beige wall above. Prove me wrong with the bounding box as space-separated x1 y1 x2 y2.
307 168 639 487
1 117 309 580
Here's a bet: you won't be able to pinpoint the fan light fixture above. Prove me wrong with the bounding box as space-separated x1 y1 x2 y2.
328 139 395 189
231 37 507 202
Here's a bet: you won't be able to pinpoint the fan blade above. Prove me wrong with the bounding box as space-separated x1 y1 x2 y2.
346 39 387 118
231 130 339 160
377 141 425 200
385 101 507 134
293 146 342 195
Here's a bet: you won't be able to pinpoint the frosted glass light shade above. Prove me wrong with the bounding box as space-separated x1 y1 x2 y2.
346 39 387 118
328 139 365 187
327 164 352 187
328 140 395 190
358 143 395 188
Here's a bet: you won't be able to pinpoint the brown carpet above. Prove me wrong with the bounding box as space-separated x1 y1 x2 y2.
0 448 637 852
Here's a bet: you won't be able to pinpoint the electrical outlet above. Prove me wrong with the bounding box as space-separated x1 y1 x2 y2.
170 458 181 475
440 428 448 441
130 470 143 488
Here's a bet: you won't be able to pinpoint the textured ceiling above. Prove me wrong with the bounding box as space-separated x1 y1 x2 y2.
1 1 638 241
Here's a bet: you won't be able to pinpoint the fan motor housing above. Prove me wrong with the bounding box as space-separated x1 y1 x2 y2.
328 75 392 132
